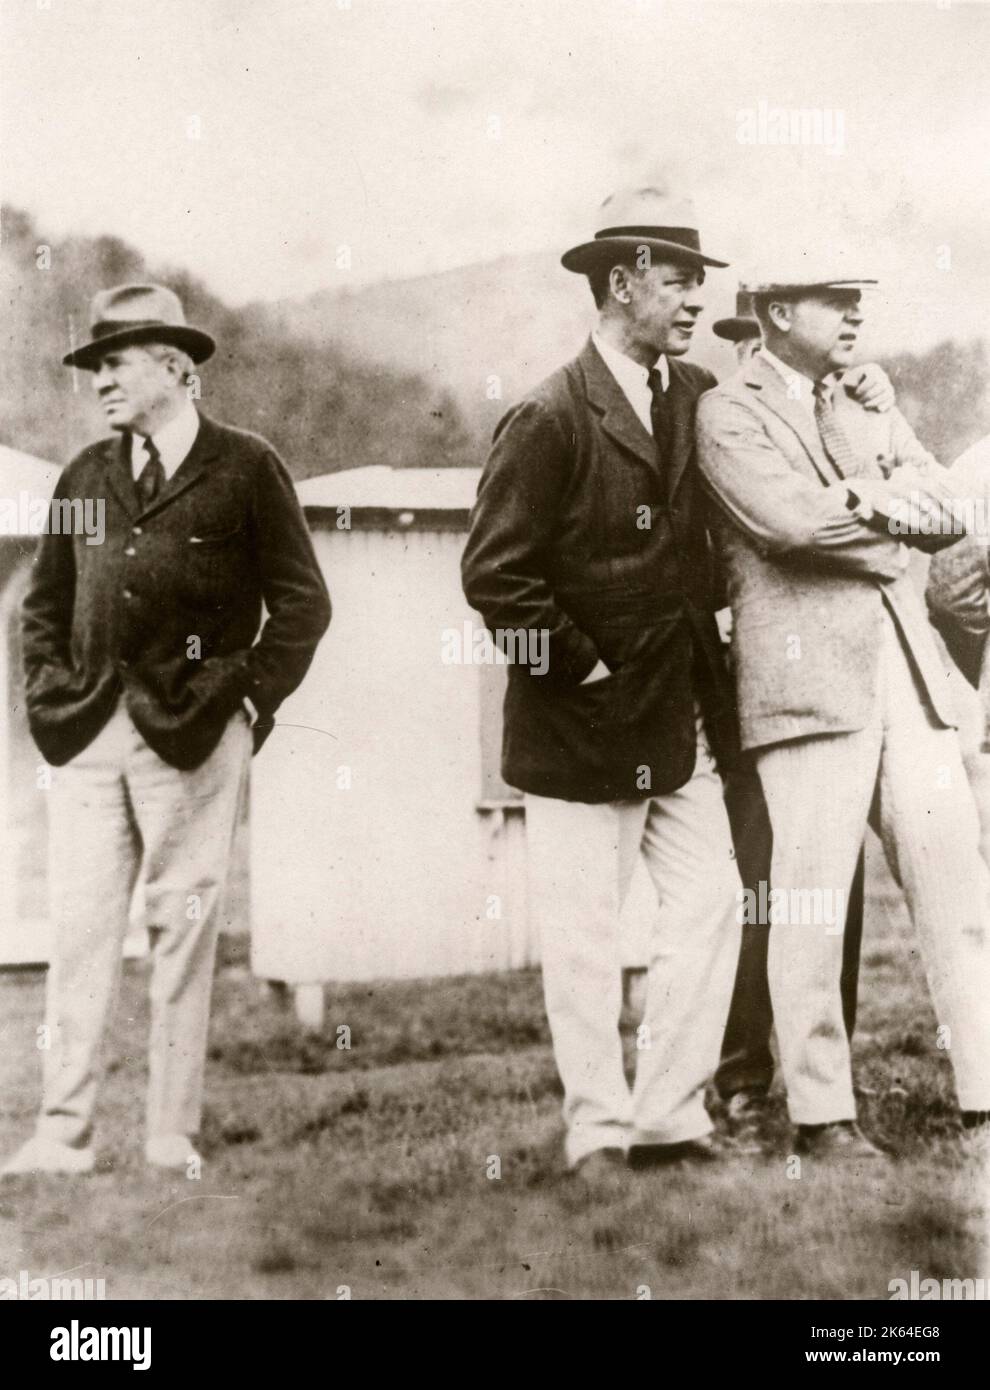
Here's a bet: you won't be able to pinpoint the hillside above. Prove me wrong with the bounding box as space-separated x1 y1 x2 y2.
0 209 474 477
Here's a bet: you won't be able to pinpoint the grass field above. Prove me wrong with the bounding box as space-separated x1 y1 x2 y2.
1 876 987 1301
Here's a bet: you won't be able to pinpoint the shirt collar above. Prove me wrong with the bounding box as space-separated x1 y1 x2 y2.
132 401 200 479
759 347 841 416
592 331 669 395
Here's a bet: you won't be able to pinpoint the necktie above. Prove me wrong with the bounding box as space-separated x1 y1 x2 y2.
135 437 164 510
813 380 860 481
647 367 674 463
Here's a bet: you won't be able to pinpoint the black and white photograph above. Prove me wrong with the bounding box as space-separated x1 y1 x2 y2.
1 0 988 1334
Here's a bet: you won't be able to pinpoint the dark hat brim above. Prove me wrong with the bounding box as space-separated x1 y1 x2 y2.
62 324 216 370
713 315 760 343
562 235 729 274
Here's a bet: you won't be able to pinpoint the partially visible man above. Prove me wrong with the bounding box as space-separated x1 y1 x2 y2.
463 187 743 1176
926 431 990 873
698 267 990 1160
3 284 331 1178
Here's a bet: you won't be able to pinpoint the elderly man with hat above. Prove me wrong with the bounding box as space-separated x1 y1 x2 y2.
3 285 331 1177
462 187 747 1176
697 266 990 1160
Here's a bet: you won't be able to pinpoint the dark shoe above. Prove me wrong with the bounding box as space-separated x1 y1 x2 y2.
723 1090 768 1155
796 1121 885 1161
572 1147 626 1182
628 1135 723 1169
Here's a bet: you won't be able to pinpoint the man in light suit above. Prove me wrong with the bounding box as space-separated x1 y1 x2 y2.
927 433 990 882
3 284 331 1178
697 268 990 1159
463 187 744 1177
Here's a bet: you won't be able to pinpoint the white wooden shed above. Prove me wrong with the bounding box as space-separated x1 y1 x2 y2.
0 444 62 965
249 465 654 998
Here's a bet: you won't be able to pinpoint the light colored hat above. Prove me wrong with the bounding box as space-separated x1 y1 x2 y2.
561 185 728 274
62 283 216 370
713 288 759 342
742 265 877 297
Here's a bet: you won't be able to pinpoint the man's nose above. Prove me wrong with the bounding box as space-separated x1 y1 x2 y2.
93 364 115 391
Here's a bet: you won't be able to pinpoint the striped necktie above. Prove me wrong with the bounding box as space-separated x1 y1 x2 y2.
135 436 165 509
813 379 860 480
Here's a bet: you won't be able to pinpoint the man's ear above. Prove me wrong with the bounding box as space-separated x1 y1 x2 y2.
767 299 791 333
609 265 633 306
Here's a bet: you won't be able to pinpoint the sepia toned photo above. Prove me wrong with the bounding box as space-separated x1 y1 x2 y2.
1 0 988 1337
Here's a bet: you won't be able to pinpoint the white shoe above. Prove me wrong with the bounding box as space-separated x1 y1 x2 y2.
145 1134 202 1170
1 1135 95 1177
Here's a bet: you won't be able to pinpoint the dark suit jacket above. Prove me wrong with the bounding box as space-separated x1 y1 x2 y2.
461 337 737 803
22 412 331 770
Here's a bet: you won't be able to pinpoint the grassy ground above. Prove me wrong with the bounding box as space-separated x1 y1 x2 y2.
1 886 987 1300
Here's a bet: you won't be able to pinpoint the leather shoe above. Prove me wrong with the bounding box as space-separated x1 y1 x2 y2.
723 1090 768 1155
628 1135 722 1169
796 1121 885 1161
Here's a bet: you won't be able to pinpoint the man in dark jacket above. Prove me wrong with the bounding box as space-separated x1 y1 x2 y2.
462 187 743 1176
3 284 330 1177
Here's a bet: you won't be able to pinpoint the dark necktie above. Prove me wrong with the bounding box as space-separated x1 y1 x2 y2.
647 366 674 461
135 437 165 510
813 379 859 481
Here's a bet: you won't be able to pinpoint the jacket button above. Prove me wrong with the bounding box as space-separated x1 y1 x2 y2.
132 526 142 536
122 588 134 599
124 547 136 557
118 659 129 670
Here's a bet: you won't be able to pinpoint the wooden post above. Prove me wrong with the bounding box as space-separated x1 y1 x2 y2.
293 983 325 1031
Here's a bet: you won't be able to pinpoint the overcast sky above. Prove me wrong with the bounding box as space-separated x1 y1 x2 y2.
3 0 988 337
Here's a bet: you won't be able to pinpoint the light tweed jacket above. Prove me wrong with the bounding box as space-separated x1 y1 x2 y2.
926 433 990 730
697 351 962 752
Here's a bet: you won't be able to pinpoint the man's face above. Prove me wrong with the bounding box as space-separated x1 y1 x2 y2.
626 258 706 358
91 345 177 434
782 290 864 376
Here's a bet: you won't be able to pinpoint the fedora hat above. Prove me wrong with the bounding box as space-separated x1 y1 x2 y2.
62 284 216 370
713 288 760 343
561 185 728 275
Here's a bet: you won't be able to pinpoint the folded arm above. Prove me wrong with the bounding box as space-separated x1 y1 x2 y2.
696 394 907 581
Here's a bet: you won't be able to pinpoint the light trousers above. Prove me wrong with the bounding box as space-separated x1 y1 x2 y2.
525 725 743 1167
39 702 250 1148
756 611 990 1124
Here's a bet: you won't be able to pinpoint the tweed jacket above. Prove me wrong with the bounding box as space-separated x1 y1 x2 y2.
461 337 737 804
22 412 331 770
926 433 990 706
696 351 962 752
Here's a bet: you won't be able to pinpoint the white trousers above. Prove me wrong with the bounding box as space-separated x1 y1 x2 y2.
39 702 250 1147
525 725 743 1167
757 611 990 1124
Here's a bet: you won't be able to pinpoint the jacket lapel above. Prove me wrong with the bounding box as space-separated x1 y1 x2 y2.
143 412 220 517
665 358 700 502
103 412 221 522
741 352 835 487
580 338 659 475
105 433 139 520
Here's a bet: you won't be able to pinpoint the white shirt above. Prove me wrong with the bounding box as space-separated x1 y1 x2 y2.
130 401 200 481
592 332 669 436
